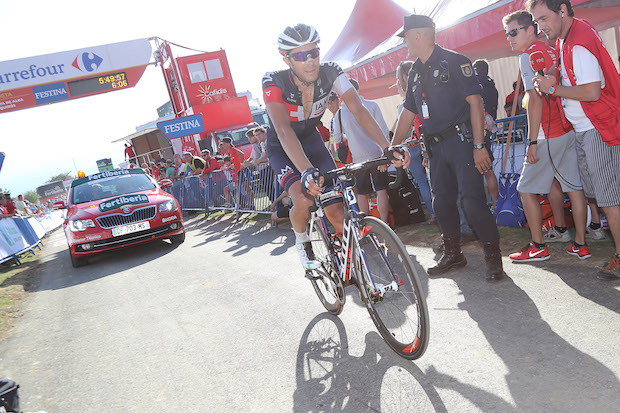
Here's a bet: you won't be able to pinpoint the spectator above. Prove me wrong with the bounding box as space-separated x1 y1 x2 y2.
0 195 15 217
165 159 175 179
473 59 499 120
182 151 205 175
200 149 220 176
221 156 237 207
503 9 588 263
394 61 437 225
244 128 263 168
149 161 159 178
218 137 244 171
332 78 391 223
530 0 620 280
473 59 500 210
327 91 341 156
251 127 269 167
3 194 16 215
124 143 137 163
505 81 526 116
270 190 293 224
15 195 29 216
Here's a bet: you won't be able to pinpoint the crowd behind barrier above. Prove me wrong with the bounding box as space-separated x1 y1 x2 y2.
161 164 279 217
0 210 64 265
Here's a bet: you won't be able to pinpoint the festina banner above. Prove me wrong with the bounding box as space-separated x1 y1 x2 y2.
0 38 152 114
157 114 205 139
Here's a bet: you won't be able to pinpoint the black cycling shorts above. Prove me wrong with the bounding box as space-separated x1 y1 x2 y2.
354 167 389 195
268 129 338 193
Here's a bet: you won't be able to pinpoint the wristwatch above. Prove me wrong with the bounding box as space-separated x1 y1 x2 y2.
548 84 557 96
473 143 485 150
526 139 538 146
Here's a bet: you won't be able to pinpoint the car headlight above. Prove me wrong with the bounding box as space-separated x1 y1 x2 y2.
159 199 178 212
69 219 96 232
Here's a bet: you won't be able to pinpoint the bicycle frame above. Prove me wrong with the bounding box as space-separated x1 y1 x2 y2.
310 176 401 299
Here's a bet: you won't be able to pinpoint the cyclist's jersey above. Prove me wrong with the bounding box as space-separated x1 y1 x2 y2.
262 62 353 149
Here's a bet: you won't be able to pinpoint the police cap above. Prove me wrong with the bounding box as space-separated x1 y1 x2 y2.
397 14 435 37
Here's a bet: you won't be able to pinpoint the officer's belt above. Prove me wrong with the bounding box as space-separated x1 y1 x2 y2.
426 121 472 145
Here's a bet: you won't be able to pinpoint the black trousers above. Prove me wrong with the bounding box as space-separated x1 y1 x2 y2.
429 133 499 242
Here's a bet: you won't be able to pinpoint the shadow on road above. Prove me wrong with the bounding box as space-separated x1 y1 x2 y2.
426 258 620 412
20 240 182 293
190 214 294 257
294 313 447 413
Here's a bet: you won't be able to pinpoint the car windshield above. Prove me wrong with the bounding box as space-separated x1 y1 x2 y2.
71 174 156 204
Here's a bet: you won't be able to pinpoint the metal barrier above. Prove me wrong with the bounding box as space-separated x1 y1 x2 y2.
161 164 279 218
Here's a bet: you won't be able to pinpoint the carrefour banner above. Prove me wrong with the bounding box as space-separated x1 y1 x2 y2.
0 38 152 114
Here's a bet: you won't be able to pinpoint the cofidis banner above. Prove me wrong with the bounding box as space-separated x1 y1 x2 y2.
0 39 152 114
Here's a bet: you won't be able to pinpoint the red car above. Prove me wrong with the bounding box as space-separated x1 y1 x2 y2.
57 168 185 267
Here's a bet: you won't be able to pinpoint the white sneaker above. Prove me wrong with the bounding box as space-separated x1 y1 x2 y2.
544 228 571 243
297 242 321 270
586 225 606 240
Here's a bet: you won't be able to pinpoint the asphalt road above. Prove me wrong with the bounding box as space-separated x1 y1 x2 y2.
1 214 619 413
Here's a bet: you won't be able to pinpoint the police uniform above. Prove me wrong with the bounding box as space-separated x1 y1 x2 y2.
398 14 505 281
404 45 499 243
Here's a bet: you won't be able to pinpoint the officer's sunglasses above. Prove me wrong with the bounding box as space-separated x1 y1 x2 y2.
286 47 320 62
439 60 450 83
506 26 530 38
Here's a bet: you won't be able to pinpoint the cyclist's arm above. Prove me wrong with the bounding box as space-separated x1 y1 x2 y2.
391 107 416 146
265 101 314 172
340 88 389 151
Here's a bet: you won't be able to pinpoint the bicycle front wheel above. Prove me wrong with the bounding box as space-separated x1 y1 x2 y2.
308 216 346 316
356 216 430 360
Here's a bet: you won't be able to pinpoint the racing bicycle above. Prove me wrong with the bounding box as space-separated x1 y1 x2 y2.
306 156 430 360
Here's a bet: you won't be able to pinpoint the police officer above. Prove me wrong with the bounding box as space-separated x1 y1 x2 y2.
391 14 506 282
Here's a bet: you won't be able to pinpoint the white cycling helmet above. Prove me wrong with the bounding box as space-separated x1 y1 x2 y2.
277 24 320 54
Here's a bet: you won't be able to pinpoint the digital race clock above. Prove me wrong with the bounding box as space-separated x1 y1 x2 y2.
67 72 129 97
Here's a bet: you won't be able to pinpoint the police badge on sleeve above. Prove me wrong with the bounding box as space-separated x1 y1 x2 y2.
460 63 473 77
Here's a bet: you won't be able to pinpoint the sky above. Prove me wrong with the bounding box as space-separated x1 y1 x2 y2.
0 0 461 197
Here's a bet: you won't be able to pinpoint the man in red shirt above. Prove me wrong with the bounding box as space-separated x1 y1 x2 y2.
503 10 588 263
124 143 136 163
218 137 245 171
200 149 220 176
530 0 620 280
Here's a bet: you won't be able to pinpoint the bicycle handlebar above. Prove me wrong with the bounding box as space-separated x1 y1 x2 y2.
308 144 409 212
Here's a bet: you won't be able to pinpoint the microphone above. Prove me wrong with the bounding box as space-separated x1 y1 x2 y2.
529 50 546 76
530 50 550 100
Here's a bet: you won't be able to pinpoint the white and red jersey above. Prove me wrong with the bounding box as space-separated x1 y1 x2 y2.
520 41 572 139
262 62 353 149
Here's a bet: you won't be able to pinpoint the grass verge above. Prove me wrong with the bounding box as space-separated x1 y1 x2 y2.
0 250 43 341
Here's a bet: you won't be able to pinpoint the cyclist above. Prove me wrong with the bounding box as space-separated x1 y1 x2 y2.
263 24 403 272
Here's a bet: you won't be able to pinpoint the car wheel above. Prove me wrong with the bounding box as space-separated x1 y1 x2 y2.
170 232 185 245
70 251 86 268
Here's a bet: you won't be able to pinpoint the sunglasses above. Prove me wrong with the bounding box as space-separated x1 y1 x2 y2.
286 47 320 62
506 26 530 38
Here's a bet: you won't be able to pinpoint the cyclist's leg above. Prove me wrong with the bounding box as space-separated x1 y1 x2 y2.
269 147 320 270
307 133 345 234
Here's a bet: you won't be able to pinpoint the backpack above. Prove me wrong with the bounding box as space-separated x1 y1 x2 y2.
387 171 426 227
0 379 20 413
494 173 526 227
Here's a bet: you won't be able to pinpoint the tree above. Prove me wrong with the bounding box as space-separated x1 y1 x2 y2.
24 191 39 204
0 187 9 195
46 172 73 183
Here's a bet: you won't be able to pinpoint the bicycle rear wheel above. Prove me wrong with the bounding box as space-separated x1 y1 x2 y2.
308 216 346 315
356 216 429 360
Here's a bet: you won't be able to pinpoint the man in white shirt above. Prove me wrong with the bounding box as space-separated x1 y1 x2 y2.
530 0 620 280
15 195 29 216
332 79 391 223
